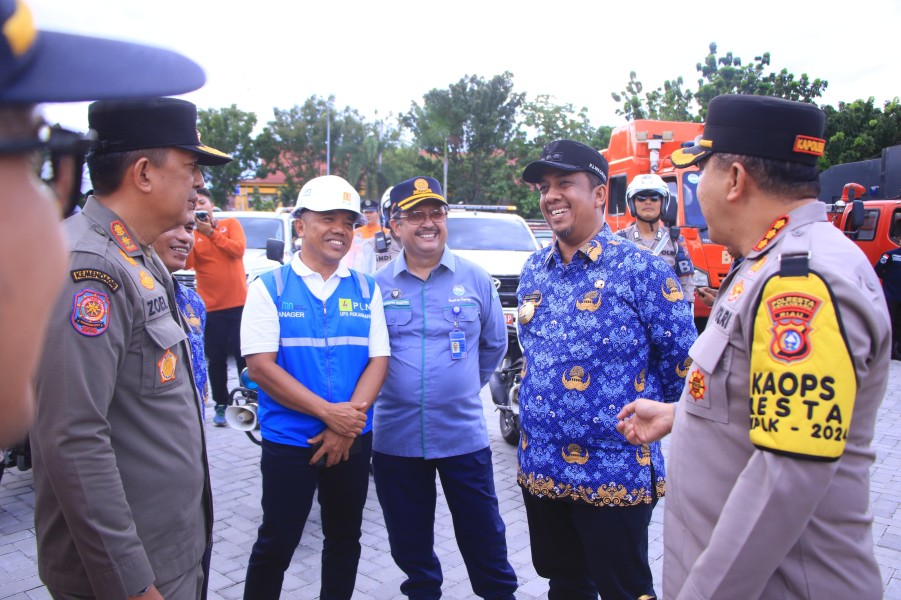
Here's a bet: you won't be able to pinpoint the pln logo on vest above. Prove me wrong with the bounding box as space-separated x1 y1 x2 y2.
339 298 371 314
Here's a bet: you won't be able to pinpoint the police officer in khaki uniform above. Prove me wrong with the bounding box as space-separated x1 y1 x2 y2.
32 98 232 600
616 95 889 599
616 173 695 304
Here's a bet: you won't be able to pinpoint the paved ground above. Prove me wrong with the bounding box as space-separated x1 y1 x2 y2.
2 361 901 599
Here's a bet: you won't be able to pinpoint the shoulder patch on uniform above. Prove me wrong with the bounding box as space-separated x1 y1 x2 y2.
749 271 855 461
71 268 121 293
71 288 111 336
110 220 138 253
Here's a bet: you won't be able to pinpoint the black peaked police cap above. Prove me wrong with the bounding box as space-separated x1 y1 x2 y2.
88 97 232 166
671 95 826 168
522 140 609 185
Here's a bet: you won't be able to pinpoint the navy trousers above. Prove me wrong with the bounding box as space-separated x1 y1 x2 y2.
243 433 372 600
372 447 518 600
522 490 658 600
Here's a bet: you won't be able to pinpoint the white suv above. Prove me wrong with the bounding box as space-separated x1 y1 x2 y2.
445 206 540 324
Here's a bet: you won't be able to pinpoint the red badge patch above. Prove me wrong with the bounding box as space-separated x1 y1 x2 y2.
158 349 178 383
688 370 706 401
111 220 138 253
766 292 822 363
71 289 110 336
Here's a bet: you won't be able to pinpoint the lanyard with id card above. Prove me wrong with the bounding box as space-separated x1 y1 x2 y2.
449 305 467 360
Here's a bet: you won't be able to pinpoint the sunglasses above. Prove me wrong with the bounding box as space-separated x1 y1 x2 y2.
634 194 663 203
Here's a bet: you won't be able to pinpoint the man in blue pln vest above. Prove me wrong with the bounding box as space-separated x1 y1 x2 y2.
240 175 390 600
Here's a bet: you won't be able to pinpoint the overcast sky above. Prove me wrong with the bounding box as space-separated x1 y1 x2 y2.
30 0 901 136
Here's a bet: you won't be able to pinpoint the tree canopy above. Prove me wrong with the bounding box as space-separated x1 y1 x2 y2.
196 105 258 207
612 43 829 122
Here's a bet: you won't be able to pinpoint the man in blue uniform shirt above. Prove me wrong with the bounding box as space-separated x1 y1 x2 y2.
372 176 518 600
516 140 696 600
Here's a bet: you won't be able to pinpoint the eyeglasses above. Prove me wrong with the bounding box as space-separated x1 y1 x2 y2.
634 194 663 203
396 207 448 226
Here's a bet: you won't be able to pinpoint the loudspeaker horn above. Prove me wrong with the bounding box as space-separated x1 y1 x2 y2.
225 403 258 431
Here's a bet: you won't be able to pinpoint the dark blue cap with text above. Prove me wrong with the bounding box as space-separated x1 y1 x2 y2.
389 176 447 214
522 140 609 185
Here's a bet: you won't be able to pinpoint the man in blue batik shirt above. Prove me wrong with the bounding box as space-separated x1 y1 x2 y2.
373 176 518 600
516 140 696 600
152 217 209 417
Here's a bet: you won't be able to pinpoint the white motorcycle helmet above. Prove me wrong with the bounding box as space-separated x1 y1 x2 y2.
379 186 394 228
626 173 672 219
292 175 366 227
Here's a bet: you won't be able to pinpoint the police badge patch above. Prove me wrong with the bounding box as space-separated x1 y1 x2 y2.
766 292 822 363
158 349 178 383
71 289 110 336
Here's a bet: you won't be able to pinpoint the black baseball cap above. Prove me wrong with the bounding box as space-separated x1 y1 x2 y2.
361 198 378 212
88 98 232 166
671 95 826 168
522 140 609 185
0 0 205 103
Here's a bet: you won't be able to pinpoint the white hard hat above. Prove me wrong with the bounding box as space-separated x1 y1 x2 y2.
292 175 366 226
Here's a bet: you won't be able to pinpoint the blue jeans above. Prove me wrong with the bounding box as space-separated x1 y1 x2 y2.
372 447 518 599
243 433 372 600
522 490 658 600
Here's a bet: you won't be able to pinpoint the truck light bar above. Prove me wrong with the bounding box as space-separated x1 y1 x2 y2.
449 204 518 213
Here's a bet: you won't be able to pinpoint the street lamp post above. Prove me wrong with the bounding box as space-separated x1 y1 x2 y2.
326 99 331 176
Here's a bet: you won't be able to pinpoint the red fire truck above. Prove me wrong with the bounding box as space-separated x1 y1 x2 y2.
820 145 901 265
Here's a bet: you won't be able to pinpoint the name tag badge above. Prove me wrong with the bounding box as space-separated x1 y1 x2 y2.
449 329 467 360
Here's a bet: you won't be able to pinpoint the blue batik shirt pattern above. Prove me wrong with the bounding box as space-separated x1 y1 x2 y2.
174 279 208 411
517 224 696 507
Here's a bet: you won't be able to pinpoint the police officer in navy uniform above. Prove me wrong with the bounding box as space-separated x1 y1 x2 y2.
32 98 232 600
616 95 889 599
874 245 901 359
